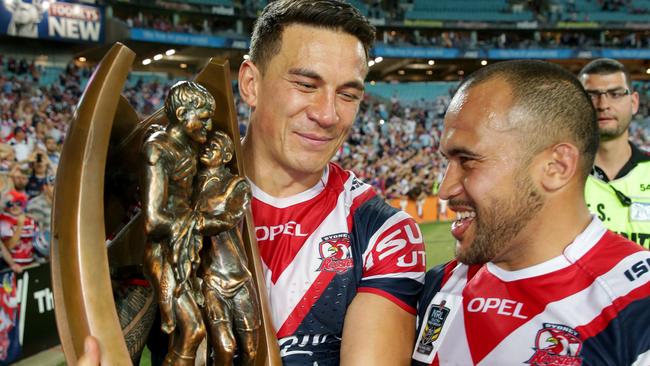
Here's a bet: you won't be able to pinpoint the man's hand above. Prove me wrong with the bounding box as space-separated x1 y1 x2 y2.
77 336 100 366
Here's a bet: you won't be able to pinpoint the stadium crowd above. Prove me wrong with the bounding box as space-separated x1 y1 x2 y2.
380 29 650 50
0 55 648 272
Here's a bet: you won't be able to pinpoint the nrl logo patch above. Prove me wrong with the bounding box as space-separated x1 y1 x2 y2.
526 323 583 366
317 233 353 274
416 301 450 356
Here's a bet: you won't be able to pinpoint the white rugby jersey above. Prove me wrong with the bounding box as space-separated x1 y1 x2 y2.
413 217 650 366
251 163 426 366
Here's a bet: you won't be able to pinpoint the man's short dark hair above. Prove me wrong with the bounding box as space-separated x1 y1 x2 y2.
578 58 632 89
249 0 375 74
459 60 598 180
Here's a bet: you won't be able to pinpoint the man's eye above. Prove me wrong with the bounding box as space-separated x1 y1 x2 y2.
295 82 315 90
459 156 473 166
339 92 360 101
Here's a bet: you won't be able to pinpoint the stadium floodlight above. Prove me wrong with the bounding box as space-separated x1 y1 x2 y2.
647 68 650 74
374 57 383 63
180 63 188 69
398 70 405 75
153 54 163 61
142 59 152 65
481 60 488 66
165 49 176 56
428 60 435 66
78 57 86 63
368 60 375 67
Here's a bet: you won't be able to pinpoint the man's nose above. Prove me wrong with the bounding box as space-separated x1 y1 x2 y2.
438 164 463 201
307 91 339 127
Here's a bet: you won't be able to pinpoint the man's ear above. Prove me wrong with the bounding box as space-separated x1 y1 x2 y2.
223 151 233 163
175 106 186 123
539 143 580 192
238 60 260 109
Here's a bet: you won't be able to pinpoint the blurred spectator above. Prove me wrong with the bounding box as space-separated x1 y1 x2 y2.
26 175 53 260
0 190 35 272
0 144 15 173
8 127 33 162
10 167 28 196
44 136 60 170
25 151 50 199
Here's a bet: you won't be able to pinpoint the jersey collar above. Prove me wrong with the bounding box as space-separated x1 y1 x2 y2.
592 141 650 182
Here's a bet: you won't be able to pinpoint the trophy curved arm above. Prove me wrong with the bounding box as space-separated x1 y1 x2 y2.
51 43 135 365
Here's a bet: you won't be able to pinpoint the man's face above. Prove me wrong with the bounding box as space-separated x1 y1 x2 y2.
439 79 544 265
7 201 24 217
180 105 213 144
579 72 639 141
45 138 57 153
12 172 27 190
245 24 367 177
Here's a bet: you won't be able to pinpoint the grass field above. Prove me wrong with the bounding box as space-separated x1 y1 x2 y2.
113 222 456 366
421 220 456 269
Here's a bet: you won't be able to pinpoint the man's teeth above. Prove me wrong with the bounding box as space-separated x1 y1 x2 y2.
456 211 476 220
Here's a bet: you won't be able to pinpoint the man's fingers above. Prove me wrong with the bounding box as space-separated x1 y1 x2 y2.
77 336 100 366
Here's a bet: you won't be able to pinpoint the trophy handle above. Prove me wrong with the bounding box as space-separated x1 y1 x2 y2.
51 42 135 365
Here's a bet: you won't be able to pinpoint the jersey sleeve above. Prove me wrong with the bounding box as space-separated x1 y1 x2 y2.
579 248 650 365
0 219 13 239
352 195 426 314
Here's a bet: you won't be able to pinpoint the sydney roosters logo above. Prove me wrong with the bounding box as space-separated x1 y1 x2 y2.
526 323 583 366
318 233 353 274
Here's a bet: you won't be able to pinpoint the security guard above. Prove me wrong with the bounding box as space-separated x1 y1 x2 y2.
579 58 650 248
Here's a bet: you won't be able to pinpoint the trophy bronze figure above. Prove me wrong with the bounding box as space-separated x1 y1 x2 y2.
51 43 280 365
141 81 214 365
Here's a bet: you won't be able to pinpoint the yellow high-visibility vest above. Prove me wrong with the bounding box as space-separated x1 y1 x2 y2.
585 161 650 249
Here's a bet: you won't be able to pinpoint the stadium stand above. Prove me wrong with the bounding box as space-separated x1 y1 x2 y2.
405 0 535 22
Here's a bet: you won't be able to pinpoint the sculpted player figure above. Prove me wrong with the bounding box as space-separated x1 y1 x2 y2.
194 132 260 365
142 81 214 366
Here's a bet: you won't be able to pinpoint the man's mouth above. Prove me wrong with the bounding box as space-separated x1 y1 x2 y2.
451 210 476 240
295 132 333 147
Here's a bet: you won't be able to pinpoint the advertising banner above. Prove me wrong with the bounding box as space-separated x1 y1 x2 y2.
0 263 58 364
130 27 249 49
0 0 103 43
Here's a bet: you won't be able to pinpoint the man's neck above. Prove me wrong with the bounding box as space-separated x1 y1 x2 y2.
595 133 631 180
242 135 324 198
